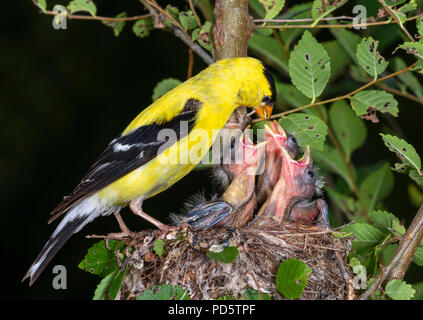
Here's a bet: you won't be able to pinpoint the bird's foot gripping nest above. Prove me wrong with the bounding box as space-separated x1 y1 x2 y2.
117 122 356 300
118 222 354 300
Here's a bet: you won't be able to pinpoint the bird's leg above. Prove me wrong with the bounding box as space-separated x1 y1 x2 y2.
129 196 177 232
87 210 136 240
106 211 136 239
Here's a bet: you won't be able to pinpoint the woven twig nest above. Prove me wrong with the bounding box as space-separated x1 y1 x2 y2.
119 222 355 300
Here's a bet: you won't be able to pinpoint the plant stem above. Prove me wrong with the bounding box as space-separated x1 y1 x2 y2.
254 13 423 29
360 204 423 299
213 0 253 60
379 0 415 42
140 0 214 65
265 62 417 121
189 0 203 29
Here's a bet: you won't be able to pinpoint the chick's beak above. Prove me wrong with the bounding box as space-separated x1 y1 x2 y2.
255 104 273 121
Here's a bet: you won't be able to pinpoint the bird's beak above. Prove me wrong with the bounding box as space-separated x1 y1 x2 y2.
255 104 273 121
297 145 311 167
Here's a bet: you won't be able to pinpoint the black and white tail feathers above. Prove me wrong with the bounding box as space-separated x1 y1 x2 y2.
23 194 115 286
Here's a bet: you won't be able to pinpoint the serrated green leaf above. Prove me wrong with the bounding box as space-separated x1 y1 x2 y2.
350 90 399 118
197 21 213 52
152 78 182 102
137 284 190 300
369 210 399 232
179 11 198 31
278 113 327 151
67 0 97 16
109 265 128 300
392 219 406 235
206 246 239 264
380 133 422 175
93 268 118 300
259 0 285 20
312 145 354 190
79 240 125 277
398 41 423 60
311 0 347 26
329 100 367 161
412 246 423 266
417 16 423 37
384 0 407 5
385 279 416 300
153 239 166 257
102 12 127 37
34 0 47 12
409 169 423 189
289 30 331 100
349 256 363 268
133 18 153 38
359 163 394 212
393 57 423 99
341 223 387 254
391 9 407 26
276 259 312 299
399 2 417 13
381 243 398 266
243 288 271 300
249 32 289 74
356 37 388 80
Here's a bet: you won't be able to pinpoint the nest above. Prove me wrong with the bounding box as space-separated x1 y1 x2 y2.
119 222 356 300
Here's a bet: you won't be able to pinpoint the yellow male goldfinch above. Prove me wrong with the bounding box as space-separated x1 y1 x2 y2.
23 57 276 285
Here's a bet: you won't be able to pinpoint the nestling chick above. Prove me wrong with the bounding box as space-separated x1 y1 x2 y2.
211 108 251 192
289 198 330 228
177 133 266 229
253 145 316 225
256 121 298 207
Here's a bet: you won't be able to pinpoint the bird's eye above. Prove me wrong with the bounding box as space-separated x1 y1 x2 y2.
307 170 314 178
290 136 297 145
262 96 271 103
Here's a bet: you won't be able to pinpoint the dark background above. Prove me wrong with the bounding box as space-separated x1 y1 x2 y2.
2 0 423 299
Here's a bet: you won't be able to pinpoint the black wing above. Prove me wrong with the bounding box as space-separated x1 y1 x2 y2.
49 99 202 222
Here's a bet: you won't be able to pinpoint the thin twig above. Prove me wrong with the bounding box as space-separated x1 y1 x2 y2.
31 0 152 22
189 0 203 29
140 0 214 65
45 11 151 22
379 0 415 42
254 12 423 29
264 62 417 121
360 204 423 299
254 15 356 23
187 48 194 79
376 83 423 105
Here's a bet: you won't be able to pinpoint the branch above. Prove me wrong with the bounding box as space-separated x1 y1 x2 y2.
360 204 423 300
189 0 203 29
254 15 356 23
265 62 417 120
254 12 423 29
213 0 254 60
140 0 214 65
379 0 415 42
43 10 152 22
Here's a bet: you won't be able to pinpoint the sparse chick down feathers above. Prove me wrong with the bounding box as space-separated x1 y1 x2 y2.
24 57 276 285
